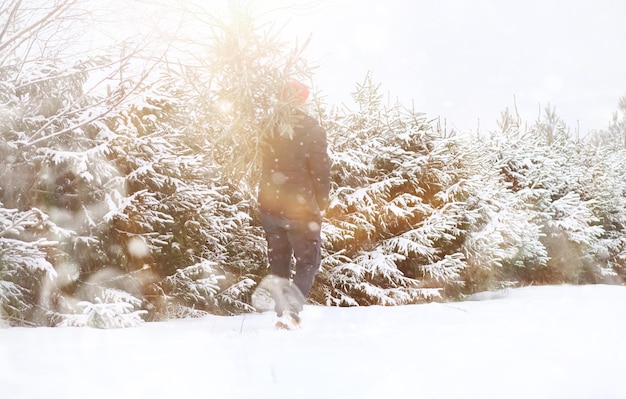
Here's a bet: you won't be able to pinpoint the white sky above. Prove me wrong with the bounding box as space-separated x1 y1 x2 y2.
255 0 626 134
93 0 626 134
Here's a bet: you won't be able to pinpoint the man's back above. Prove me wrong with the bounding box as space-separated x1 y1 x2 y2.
258 110 330 219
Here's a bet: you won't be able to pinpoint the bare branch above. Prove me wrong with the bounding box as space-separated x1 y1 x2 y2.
0 0 79 54
21 40 176 149
0 0 23 45
14 54 118 92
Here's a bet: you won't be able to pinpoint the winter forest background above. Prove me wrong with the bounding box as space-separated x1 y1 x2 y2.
2 0 626 328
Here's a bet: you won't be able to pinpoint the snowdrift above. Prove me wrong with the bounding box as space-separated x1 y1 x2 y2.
1 284 624 399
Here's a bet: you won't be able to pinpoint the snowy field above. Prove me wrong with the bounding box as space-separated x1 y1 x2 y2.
1 284 624 399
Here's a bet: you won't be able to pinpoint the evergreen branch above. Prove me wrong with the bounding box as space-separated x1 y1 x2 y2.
0 209 43 239
0 313 38 327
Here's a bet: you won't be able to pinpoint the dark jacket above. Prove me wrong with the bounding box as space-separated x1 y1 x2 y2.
258 110 331 219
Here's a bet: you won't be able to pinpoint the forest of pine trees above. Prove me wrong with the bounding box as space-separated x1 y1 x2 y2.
1 1 625 327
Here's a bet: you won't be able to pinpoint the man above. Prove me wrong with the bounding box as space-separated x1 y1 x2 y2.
258 81 331 329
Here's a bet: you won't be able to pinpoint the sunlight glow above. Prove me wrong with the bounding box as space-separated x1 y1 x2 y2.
217 99 234 114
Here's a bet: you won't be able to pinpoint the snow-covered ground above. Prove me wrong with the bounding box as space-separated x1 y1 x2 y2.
1 285 624 399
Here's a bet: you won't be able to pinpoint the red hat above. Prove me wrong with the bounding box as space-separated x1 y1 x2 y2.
281 81 309 104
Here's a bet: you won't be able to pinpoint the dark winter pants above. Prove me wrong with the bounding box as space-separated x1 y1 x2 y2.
260 212 322 314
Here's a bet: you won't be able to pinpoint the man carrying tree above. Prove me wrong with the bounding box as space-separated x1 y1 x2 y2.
258 81 331 330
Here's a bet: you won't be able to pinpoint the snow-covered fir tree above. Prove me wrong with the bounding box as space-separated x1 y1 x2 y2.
313 74 490 305
578 96 626 282
3 1 626 327
473 106 620 286
0 0 138 326
98 78 264 318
